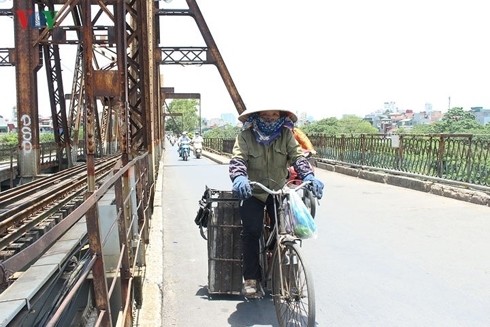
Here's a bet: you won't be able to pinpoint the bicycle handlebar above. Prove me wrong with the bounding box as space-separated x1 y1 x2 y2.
250 180 311 195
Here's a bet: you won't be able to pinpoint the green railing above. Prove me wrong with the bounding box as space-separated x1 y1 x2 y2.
204 134 490 187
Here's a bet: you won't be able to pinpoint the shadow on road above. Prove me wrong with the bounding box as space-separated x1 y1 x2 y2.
227 299 278 327
195 286 279 326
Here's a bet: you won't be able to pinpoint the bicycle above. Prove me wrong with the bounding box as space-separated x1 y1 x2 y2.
250 180 316 327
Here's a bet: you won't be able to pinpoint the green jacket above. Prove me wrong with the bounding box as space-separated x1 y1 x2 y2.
231 127 304 202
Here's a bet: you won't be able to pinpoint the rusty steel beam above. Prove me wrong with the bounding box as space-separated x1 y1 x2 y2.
68 45 85 162
165 92 201 99
186 0 246 115
40 0 72 169
13 0 42 182
138 0 156 187
82 1 112 325
0 48 14 66
114 172 133 326
41 41 72 168
153 0 163 158
125 0 146 154
114 0 129 166
159 46 211 65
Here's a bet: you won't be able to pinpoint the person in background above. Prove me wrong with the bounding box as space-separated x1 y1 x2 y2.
177 131 191 157
292 127 316 157
191 132 204 157
192 132 204 145
288 127 317 183
229 108 324 297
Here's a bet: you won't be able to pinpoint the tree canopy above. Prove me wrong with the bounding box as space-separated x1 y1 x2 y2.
302 115 378 134
164 99 200 135
203 125 241 138
409 107 488 135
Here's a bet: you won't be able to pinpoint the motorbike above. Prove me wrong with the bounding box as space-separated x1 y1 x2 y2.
193 141 203 159
179 141 191 161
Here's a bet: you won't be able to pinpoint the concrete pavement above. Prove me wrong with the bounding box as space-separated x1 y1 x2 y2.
135 148 488 326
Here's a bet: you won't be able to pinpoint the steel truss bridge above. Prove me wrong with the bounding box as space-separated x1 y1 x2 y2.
0 1 244 326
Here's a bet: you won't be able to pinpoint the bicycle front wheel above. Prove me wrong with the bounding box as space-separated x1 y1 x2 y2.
272 241 315 326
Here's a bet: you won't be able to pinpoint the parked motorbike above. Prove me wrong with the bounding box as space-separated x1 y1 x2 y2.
193 141 203 159
179 141 191 161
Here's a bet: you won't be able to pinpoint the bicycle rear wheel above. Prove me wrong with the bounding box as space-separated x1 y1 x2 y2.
272 241 315 326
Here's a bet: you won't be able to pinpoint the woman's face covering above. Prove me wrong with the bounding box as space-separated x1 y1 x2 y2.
258 110 281 123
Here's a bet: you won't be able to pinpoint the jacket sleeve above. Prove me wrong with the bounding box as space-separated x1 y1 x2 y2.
229 134 249 181
292 156 313 179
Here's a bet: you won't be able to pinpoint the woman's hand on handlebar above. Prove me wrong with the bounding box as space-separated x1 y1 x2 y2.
232 176 252 199
303 174 324 199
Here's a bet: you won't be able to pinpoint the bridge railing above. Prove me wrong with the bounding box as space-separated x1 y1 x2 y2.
44 153 153 326
0 142 86 165
204 134 490 187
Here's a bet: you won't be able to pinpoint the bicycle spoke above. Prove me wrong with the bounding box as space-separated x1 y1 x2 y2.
272 242 315 326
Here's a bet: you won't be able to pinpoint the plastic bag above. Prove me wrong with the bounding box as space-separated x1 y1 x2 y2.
288 189 317 239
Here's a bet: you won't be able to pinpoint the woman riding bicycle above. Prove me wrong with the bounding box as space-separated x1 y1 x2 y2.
229 108 324 298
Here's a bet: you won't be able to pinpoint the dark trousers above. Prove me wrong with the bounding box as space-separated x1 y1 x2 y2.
239 195 276 281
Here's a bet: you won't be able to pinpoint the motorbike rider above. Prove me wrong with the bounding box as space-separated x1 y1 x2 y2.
192 132 204 156
177 132 191 157
192 132 204 146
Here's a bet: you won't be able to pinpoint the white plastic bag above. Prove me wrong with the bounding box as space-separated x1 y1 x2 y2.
288 189 317 239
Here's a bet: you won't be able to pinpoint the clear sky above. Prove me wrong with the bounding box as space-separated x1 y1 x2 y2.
1 0 490 122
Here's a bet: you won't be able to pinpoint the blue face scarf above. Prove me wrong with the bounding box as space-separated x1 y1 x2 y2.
243 113 294 146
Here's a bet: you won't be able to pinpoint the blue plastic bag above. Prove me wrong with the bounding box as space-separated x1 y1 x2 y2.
288 189 317 239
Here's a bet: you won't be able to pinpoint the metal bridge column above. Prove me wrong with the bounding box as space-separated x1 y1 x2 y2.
140 0 157 191
82 1 113 325
13 0 41 182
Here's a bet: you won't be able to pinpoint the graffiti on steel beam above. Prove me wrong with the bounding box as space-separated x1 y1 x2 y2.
20 114 32 153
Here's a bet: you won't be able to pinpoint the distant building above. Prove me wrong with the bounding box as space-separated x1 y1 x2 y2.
0 115 8 133
424 102 433 113
207 118 227 128
39 116 53 132
383 101 397 113
220 113 237 125
470 107 490 125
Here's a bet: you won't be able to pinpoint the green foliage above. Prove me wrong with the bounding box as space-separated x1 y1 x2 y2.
0 132 56 147
407 123 437 134
0 133 17 147
40 132 55 143
165 99 200 134
432 107 483 133
483 123 490 134
203 125 240 138
302 115 378 134
338 115 379 134
302 117 339 134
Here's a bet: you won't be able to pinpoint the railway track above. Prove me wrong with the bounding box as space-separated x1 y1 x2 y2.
0 155 120 290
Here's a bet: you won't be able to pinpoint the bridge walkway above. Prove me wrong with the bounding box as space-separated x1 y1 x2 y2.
136 141 490 327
